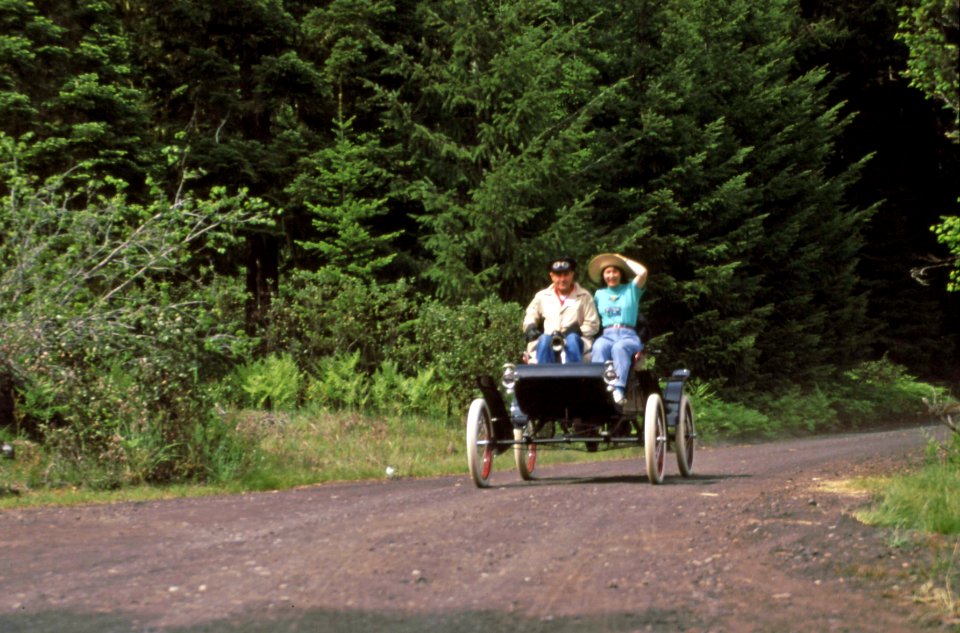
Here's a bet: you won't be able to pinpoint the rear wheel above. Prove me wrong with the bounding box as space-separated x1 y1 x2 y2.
513 427 537 480
644 393 666 484
466 399 494 488
675 395 696 477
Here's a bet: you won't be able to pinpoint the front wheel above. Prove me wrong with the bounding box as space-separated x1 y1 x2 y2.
466 399 495 488
675 395 696 477
644 393 667 484
513 428 537 481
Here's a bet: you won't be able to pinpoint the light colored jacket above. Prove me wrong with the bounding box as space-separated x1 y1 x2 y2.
522 282 600 354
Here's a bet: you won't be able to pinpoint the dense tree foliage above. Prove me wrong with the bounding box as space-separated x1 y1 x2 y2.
386 0 608 302
0 0 152 186
1 0 958 480
579 0 876 389
896 0 959 292
897 0 959 140
796 0 959 377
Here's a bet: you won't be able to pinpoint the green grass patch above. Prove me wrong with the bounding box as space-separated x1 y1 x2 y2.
856 436 960 536
0 482 227 510
851 432 960 626
1 408 647 507
231 409 465 488
857 462 960 534
226 408 640 491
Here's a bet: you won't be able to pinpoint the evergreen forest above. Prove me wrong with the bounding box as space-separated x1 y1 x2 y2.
1 0 957 487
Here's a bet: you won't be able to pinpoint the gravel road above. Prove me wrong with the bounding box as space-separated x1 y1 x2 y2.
0 424 952 632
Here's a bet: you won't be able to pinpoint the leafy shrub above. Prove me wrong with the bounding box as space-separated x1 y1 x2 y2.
688 379 777 439
264 273 416 374
693 396 777 440
834 357 935 426
401 367 451 418
298 355 451 419
368 360 406 415
395 297 522 411
748 385 839 434
691 357 941 440
0 140 269 486
267 286 519 417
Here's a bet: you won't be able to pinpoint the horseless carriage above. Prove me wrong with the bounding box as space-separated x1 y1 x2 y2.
465 349 696 487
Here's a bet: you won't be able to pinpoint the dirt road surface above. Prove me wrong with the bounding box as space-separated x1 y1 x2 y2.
0 424 953 632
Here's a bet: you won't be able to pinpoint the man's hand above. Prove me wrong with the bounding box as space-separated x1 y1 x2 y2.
561 323 581 337
524 325 542 342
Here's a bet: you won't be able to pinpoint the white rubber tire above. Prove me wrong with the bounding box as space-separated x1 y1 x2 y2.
675 395 696 477
513 428 537 481
466 399 494 488
644 393 666 484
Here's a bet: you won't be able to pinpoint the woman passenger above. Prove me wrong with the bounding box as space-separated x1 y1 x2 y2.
587 253 648 405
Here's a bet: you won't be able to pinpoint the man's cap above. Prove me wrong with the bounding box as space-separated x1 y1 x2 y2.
549 256 577 273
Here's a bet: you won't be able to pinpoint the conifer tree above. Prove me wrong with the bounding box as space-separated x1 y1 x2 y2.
118 0 326 324
0 0 152 187
287 106 399 281
585 0 873 389
796 0 959 375
384 0 607 302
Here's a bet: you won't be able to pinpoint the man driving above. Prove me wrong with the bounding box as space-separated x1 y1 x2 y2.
522 256 600 363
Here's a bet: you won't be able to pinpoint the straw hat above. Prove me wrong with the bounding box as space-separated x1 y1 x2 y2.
587 253 630 284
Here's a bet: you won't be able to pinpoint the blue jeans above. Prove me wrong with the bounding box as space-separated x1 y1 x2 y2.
591 327 642 389
535 332 583 364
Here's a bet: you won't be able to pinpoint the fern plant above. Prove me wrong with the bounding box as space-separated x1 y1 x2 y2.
238 354 301 411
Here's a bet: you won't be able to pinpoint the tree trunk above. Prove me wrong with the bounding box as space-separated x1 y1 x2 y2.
245 233 279 334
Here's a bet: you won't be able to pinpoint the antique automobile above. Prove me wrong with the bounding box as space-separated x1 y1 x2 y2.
465 352 695 488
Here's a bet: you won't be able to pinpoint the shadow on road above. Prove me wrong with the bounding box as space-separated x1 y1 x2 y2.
497 472 749 487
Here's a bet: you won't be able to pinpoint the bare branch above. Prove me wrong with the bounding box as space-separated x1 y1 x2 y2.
945 412 957 433
84 211 165 282
215 116 228 144
922 391 960 435
910 254 960 286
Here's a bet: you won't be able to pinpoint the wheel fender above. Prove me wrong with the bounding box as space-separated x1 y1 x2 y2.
663 368 691 428
475 375 513 447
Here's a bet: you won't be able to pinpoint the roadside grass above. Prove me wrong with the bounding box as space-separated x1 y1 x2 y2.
843 432 960 626
0 357 948 511
856 460 960 535
0 480 226 509
915 540 959 628
231 409 466 489
0 408 636 509
226 408 643 491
